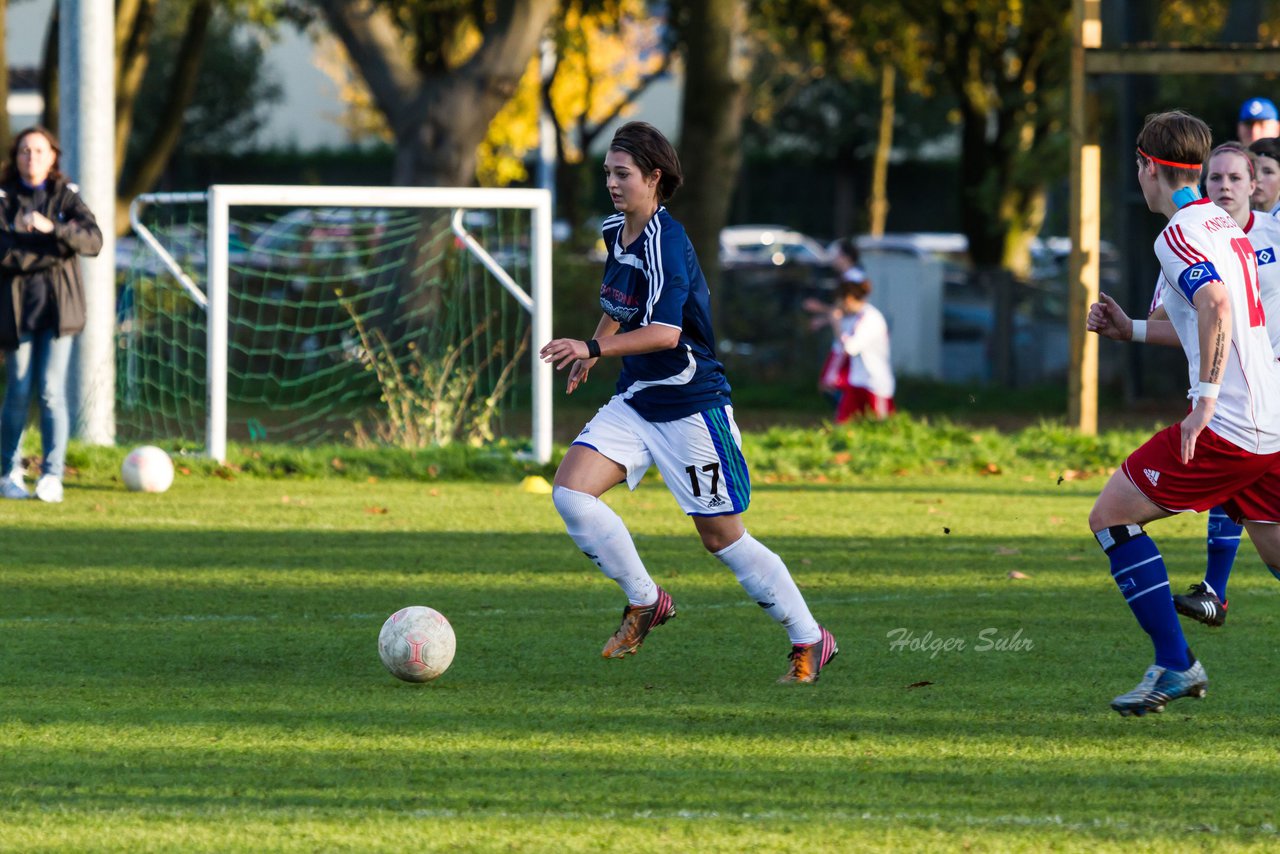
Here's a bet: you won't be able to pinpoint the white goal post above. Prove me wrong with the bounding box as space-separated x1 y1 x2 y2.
129 184 554 464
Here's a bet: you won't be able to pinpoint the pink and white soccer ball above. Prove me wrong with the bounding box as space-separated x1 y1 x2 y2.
121 445 175 493
378 606 457 683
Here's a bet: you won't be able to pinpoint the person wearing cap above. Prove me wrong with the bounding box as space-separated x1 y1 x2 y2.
1249 137 1280 215
1238 97 1280 146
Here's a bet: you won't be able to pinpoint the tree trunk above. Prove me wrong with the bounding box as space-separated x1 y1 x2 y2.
114 0 158 182
116 0 211 234
868 62 895 237
675 0 748 297
958 103 1007 270
316 0 557 188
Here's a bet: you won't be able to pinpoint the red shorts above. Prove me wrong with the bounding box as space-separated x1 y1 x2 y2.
835 387 894 423
1124 424 1280 522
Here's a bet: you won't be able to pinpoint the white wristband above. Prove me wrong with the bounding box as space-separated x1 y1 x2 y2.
1131 320 1147 343
1198 381 1221 400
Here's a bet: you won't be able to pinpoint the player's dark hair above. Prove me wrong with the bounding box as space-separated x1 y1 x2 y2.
1136 110 1212 183
1208 141 1257 179
832 238 861 266
1249 136 1280 165
609 121 683 202
837 277 871 302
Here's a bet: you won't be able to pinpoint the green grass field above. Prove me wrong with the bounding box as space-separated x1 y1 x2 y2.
4 462 1280 851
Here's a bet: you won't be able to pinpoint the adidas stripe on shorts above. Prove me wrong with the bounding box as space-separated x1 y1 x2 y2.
571 395 751 517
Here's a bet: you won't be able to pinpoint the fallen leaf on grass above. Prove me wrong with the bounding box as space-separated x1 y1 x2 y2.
1007 570 1030 580
906 681 934 689
365 505 389 515
994 546 1021 556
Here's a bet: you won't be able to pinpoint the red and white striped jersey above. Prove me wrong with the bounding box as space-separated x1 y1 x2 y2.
1154 198 1280 453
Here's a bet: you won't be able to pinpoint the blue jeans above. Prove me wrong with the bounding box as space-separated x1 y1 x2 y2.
2 329 74 480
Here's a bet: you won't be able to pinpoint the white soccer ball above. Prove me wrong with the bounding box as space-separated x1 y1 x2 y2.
121 445 175 493
378 606 456 683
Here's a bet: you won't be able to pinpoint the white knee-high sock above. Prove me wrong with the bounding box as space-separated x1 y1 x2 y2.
715 532 821 644
552 486 657 606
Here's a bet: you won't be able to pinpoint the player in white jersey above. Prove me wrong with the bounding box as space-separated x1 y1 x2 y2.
817 271 895 421
1086 111 1280 716
1249 138 1280 217
1114 144 1280 627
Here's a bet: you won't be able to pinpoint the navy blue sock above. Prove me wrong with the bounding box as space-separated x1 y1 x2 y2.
1096 525 1190 670
1204 506 1242 602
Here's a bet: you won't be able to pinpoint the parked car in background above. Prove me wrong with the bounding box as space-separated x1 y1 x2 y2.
852 232 1119 384
720 224 831 268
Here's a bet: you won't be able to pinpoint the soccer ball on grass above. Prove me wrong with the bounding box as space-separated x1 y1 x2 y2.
378 606 456 683
122 445 175 493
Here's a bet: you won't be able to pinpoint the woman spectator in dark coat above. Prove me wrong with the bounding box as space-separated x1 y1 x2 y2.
0 126 103 503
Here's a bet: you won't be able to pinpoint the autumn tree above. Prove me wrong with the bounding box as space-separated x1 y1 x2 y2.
308 0 557 187
746 2 931 238
40 0 284 232
539 0 672 238
895 0 1070 277
314 0 671 237
670 0 748 296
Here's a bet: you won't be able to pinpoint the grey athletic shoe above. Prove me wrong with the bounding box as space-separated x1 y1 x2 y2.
1110 658 1208 717
1173 582 1227 627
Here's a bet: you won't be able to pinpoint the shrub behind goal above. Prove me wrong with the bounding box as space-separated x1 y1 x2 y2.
119 186 552 462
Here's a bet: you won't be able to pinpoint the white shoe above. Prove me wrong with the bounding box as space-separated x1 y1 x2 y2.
35 475 63 503
2 471 29 500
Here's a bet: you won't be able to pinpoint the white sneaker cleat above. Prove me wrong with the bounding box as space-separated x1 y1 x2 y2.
34 475 63 503
2 471 29 500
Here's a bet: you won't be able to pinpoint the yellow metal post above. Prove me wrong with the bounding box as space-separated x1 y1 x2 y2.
1068 0 1101 434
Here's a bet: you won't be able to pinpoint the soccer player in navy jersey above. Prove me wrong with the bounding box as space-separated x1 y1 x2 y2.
539 121 837 683
1087 111 1280 715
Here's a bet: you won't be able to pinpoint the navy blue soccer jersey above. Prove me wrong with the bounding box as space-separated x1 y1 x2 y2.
599 207 731 422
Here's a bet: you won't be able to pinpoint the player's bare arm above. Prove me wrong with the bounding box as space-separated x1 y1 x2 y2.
1181 280 1230 462
540 318 679 376
1143 305 1181 346
1087 292 1178 345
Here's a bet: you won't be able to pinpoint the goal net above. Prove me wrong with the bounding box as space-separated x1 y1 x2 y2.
119 185 553 462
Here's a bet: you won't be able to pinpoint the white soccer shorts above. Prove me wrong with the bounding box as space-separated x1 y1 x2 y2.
571 395 751 517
